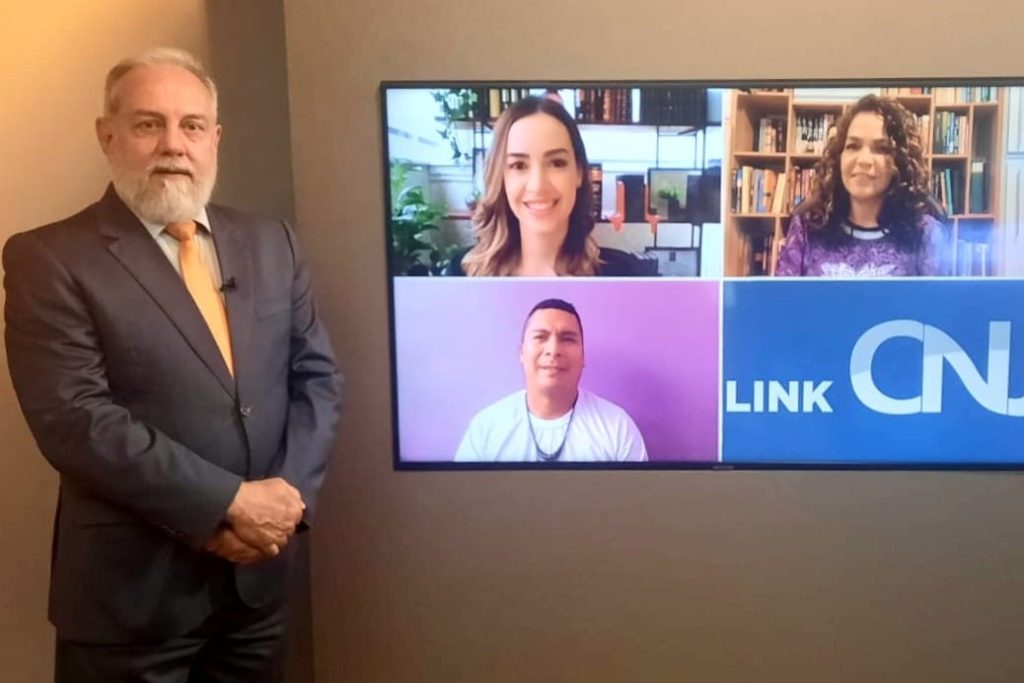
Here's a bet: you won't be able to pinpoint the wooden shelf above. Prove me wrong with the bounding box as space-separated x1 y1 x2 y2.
736 92 790 105
791 101 846 111
725 87 1006 277
892 95 932 114
734 152 786 162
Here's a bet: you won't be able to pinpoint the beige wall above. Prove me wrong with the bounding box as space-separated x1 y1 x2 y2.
282 1 1024 681
1 2 306 680
1 5 208 679
8 2 1024 681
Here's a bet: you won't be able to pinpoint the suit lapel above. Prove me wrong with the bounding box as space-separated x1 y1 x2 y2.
207 205 254 383
96 186 236 397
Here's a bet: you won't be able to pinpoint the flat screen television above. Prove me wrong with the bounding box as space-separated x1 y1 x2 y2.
381 80 1024 469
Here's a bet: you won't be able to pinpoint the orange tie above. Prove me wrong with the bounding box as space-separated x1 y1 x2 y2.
165 221 234 376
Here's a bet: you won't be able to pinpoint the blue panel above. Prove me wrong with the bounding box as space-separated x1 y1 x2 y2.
722 280 1024 464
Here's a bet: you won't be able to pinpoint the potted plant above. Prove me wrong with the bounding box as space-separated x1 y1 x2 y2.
656 186 683 220
432 88 479 163
390 161 450 275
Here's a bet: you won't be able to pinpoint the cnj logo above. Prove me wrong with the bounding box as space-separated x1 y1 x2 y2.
852 320 1021 416
727 320 1023 416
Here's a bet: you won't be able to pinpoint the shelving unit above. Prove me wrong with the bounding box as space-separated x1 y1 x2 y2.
450 86 715 187
448 85 719 232
432 86 720 274
724 88 1005 276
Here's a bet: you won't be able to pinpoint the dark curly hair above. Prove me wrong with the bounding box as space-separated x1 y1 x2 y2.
796 94 940 251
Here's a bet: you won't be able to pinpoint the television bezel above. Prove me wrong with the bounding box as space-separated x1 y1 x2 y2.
380 77 1024 472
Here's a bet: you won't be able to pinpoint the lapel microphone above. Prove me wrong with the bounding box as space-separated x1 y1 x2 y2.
220 276 238 292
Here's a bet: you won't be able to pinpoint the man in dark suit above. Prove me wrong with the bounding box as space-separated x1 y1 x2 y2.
3 47 341 682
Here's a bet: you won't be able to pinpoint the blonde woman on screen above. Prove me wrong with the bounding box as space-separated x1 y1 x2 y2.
450 96 636 277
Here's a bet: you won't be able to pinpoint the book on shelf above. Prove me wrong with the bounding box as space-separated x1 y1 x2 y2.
788 166 816 212
574 87 709 126
733 166 783 214
933 166 965 215
933 111 968 154
911 113 931 152
575 88 634 124
750 232 776 276
756 116 787 153
795 113 837 154
733 167 742 213
956 239 990 276
740 166 752 213
933 86 997 104
771 172 788 215
486 88 531 119
881 86 933 96
762 170 776 213
488 89 501 119
969 159 988 214
638 87 707 126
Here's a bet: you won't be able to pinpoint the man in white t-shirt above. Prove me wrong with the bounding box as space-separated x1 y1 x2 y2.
455 299 647 462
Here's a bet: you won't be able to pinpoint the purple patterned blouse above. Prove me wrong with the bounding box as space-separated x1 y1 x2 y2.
775 214 948 277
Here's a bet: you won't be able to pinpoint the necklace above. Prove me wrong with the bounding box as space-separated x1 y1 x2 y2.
525 393 578 462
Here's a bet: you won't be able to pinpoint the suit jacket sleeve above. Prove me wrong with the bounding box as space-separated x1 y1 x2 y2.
276 222 342 525
3 230 243 547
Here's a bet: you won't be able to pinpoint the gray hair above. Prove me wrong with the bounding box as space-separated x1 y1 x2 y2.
103 47 218 116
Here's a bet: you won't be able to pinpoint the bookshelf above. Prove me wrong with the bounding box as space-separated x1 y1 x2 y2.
430 86 722 275
451 86 718 221
725 87 1005 276
471 86 710 127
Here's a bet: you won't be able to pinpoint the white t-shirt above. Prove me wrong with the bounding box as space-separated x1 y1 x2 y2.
455 389 648 462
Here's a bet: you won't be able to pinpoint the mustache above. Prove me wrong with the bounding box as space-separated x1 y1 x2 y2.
149 163 194 178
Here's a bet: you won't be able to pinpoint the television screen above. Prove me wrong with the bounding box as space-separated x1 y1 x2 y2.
382 81 1024 468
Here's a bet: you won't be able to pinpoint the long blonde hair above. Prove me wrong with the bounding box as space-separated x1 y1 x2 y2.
461 96 601 276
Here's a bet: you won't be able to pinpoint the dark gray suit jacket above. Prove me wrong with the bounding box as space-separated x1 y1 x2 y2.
4 186 341 643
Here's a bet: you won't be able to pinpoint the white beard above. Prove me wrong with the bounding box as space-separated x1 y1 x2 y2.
110 160 216 225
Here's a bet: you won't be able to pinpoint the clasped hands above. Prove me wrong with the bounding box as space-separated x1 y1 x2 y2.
203 478 305 565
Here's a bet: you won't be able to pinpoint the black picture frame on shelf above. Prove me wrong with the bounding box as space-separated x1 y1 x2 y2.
646 167 723 224
647 168 700 222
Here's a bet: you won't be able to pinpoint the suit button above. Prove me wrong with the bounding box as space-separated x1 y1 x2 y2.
239 405 253 417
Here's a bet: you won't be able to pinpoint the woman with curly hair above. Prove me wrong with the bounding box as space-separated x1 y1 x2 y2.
775 94 948 277
450 95 636 276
